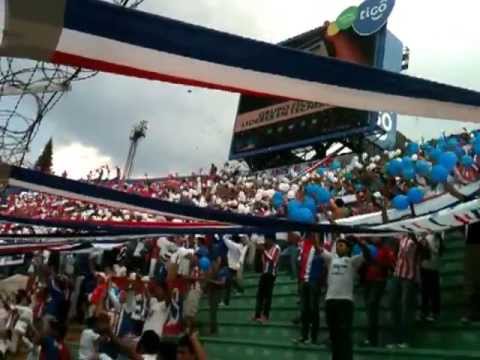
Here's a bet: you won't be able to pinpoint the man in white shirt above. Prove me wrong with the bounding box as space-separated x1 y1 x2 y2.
78 317 101 360
143 282 169 338
223 235 246 306
321 236 370 360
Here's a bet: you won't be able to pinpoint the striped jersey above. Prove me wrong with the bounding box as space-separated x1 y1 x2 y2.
131 294 147 321
394 235 421 281
262 244 281 276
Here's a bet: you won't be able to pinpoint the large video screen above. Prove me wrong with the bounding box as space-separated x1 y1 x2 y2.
229 26 385 159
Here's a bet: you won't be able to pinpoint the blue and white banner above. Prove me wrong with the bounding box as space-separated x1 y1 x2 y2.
0 0 479 122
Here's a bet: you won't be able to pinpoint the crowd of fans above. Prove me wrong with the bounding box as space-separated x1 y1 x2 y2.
1 223 475 360
0 130 480 359
2 130 480 237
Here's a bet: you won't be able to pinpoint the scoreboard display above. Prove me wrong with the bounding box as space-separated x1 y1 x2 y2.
229 25 388 161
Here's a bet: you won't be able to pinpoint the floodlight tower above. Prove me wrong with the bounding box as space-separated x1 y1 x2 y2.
123 120 148 180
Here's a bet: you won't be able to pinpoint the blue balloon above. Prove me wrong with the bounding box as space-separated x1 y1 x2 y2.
402 157 414 168
330 160 342 171
415 160 432 177
272 192 284 209
437 138 447 151
422 144 433 154
462 155 474 167
474 142 480 155
316 167 327 176
429 148 442 162
199 257 211 271
431 165 448 183
289 207 315 223
314 187 331 205
401 166 416 180
392 195 410 210
455 146 466 158
303 196 317 214
407 187 424 204
447 137 458 149
305 184 316 197
406 143 419 155
387 159 403 177
288 199 302 213
439 151 458 171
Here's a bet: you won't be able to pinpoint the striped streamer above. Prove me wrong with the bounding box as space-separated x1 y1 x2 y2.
0 0 480 121
0 163 395 234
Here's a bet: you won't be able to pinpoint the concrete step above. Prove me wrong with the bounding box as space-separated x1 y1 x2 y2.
202 337 480 360
198 320 480 350
198 303 465 324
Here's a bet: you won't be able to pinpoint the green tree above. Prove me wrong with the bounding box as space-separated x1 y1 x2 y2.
35 138 53 173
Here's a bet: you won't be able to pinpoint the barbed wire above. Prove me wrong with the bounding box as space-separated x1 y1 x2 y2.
0 0 146 166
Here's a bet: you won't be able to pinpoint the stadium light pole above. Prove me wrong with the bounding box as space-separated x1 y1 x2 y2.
122 120 148 180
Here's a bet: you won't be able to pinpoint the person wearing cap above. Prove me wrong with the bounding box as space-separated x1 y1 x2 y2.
253 233 281 323
321 235 371 360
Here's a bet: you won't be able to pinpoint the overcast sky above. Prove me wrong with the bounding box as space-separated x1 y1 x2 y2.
24 0 480 179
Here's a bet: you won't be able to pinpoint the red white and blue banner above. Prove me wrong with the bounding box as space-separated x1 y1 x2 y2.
1 163 480 241
1 0 480 122
0 163 393 235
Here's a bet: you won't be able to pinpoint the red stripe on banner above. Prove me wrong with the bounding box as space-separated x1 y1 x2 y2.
0 242 70 255
1 213 231 229
51 51 289 100
454 215 470 225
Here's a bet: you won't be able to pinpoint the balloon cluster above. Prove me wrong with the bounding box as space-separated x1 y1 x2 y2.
284 184 333 223
386 140 463 185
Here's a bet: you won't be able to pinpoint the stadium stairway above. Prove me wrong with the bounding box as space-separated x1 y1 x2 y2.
199 232 480 359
